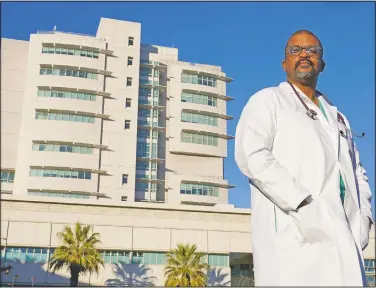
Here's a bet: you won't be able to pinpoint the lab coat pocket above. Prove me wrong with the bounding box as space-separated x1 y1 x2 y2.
290 199 334 244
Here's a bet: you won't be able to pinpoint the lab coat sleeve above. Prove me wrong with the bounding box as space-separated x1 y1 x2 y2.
235 88 312 211
354 143 374 249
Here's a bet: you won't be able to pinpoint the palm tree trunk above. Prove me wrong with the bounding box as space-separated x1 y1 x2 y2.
70 265 80 287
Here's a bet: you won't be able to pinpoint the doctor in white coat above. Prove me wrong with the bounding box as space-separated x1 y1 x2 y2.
235 30 373 286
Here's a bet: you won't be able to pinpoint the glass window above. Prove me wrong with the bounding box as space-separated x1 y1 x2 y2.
87 51 93 58
125 98 131 108
126 77 132 87
128 37 134 46
128 57 133 66
124 120 131 129
122 174 128 184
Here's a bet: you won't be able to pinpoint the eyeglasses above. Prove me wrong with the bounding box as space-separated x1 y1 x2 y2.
286 45 322 58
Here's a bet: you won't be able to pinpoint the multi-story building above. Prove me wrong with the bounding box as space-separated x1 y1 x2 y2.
1 17 375 286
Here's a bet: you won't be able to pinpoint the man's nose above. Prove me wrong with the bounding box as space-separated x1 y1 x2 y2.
300 48 310 57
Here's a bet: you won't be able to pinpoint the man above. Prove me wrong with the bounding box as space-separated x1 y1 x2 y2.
235 30 373 286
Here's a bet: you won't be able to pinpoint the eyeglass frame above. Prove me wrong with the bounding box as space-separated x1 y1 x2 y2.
285 45 323 58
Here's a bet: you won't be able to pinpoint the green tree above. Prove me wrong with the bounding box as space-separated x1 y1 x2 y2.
164 243 209 287
49 222 104 287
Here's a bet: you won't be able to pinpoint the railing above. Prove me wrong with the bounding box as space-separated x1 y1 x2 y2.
140 79 162 86
140 59 164 66
37 30 98 38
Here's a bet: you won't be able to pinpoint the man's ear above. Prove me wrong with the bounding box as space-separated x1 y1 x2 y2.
320 60 326 72
282 59 286 72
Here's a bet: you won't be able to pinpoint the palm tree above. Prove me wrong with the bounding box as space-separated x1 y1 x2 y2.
164 243 209 287
49 222 104 287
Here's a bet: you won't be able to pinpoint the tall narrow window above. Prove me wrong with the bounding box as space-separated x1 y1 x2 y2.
128 37 134 46
127 77 132 87
124 120 131 130
125 98 132 108
127 57 133 66
122 174 128 184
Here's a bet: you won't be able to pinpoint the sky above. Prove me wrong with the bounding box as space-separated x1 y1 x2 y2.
1 2 375 217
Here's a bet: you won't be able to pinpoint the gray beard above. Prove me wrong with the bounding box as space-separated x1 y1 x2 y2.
295 67 317 80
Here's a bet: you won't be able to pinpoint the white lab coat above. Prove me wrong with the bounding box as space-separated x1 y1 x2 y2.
235 82 373 286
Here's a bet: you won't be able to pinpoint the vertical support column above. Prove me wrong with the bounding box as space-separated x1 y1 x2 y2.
97 44 108 199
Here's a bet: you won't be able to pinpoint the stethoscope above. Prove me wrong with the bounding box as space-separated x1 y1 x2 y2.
288 82 365 138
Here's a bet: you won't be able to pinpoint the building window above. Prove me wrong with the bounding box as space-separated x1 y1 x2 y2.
124 120 131 130
38 89 96 101
181 92 217 107
126 77 132 87
180 183 219 197
4 247 49 263
181 72 217 87
32 143 93 154
35 112 95 124
42 47 99 59
181 112 218 126
122 174 128 184
181 132 218 146
127 57 133 66
125 98 132 108
131 252 166 265
39 68 97 80
128 37 134 46
208 254 229 266
140 68 153 77
101 250 131 264
365 259 375 286
1 171 15 183
28 191 90 199
29 168 92 180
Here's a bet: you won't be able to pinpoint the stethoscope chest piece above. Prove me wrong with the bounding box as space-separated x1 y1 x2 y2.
306 109 318 120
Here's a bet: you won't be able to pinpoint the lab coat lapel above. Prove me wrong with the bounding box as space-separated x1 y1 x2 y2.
317 93 339 159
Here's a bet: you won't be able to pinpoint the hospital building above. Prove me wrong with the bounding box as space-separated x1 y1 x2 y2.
1 17 374 286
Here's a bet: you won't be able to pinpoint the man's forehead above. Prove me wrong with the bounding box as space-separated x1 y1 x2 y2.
288 33 320 46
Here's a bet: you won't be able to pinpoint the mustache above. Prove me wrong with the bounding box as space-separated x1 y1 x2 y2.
295 58 314 69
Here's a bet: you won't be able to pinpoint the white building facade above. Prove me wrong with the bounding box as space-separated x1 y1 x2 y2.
1 17 374 286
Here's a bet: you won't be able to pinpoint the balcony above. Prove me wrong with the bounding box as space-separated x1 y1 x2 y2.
182 68 233 83
137 120 165 131
139 79 166 89
140 59 166 68
138 98 165 110
182 88 233 101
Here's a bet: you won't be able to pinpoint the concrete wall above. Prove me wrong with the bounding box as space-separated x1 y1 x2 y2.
1 196 248 286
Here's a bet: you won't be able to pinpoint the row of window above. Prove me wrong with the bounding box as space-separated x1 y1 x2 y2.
42 47 100 58
181 112 218 126
28 191 90 199
181 132 219 146
29 168 92 180
37 89 96 101
40 68 97 80
1 171 15 183
136 162 157 172
181 92 217 107
140 67 159 77
181 73 217 87
35 112 95 123
138 109 159 118
136 142 158 158
180 183 219 197
139 88 159 97
137 130 159 140
138 120 160 127
1 247 230 267
32 143 93 154
135 182 158 193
